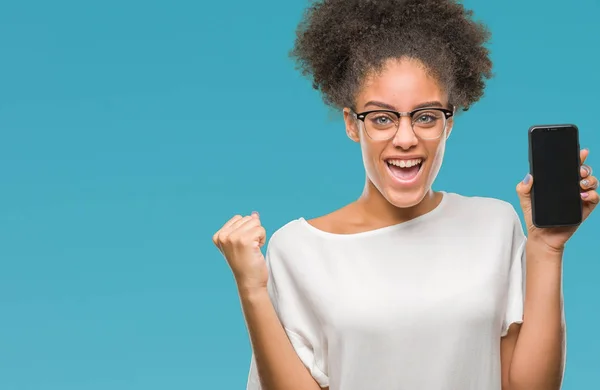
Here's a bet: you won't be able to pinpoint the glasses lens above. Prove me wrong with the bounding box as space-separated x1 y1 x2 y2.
412 109 446 139
364 111 399 140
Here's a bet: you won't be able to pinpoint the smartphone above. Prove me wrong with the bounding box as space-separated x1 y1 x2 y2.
528 124 582 228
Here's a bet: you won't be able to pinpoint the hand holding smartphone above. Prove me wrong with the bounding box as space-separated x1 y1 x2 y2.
528 124 582 228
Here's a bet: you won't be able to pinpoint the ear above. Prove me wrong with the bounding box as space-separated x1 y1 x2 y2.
343 108 361 143
445 117 454 139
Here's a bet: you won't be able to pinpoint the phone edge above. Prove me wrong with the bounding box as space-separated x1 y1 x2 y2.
527 124 583 228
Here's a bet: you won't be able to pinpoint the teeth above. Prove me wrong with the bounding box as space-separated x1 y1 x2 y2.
387 158 422 168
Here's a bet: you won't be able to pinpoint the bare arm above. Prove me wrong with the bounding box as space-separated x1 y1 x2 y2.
501 239 566 390
213 214 323 390
500 323 520 390
240 287 323 390
506 148 599 389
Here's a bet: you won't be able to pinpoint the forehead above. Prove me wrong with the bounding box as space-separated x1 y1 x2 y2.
356 57 447 110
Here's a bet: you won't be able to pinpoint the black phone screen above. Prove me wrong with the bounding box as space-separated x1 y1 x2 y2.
529 125 582 227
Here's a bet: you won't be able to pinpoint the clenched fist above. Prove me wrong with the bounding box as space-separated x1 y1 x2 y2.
213 212 268 294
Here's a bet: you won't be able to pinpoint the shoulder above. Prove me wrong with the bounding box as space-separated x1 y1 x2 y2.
263 218 329 283
264 218 316 264
445 192 526 246
445 192 521 222
267 218 309 248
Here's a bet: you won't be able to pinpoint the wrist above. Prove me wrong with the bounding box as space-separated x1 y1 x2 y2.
526 238 565 266
527 235 565 255
237 284 269 302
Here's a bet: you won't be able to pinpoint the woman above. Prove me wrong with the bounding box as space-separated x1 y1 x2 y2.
213 0 598 389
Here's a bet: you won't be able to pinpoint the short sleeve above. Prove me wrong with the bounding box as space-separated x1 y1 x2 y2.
246 233 329 389
501 207 527 337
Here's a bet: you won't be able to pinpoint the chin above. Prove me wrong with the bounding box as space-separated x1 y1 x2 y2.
383 186 428 208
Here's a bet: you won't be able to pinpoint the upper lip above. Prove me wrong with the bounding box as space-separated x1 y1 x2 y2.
384 155 425 161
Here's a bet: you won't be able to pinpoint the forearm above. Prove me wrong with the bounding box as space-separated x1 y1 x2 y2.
239 288 321 390
509 239 566 390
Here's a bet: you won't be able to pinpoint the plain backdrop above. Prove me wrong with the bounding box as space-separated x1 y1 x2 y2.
1 0 598 388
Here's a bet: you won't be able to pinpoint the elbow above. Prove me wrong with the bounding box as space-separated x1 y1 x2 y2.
506 375 563 390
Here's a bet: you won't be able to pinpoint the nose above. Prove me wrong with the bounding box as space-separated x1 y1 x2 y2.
391 117 418 150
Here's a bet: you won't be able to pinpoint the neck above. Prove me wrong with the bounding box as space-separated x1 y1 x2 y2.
354 179 441 227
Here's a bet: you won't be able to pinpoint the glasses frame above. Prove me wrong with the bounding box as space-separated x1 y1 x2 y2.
352 107 455 141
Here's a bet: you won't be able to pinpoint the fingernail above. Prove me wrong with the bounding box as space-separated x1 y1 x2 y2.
581 192 589 199
251 211 259 217
522 174 532 184
581 179 590 188
583 147 589 152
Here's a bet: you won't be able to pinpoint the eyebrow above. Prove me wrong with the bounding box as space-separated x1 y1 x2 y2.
363 100 444 111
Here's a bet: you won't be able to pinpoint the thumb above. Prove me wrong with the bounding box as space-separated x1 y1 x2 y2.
250 211 266 247
516 173 533 212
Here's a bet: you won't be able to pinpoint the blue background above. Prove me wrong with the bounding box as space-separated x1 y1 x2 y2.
1 0 598 388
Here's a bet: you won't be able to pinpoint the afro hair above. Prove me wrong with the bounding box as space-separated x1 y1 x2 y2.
290 0 493 112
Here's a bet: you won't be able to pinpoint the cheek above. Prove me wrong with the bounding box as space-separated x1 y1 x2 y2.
425 139 447 186
359 136 384 178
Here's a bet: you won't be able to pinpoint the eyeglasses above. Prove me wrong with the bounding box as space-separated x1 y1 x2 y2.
352 107 454 141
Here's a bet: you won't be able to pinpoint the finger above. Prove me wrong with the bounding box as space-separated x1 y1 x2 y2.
516 173 533 213
580 148 590 165
223 214 244 230
581 190 599 205
213 215 243 246
232 225 267 248
228 223 266 248
581 164 593 178
225 215 254 234
581 176 598 191
234 216 262 234
216 215 254 248
249 225 267 247
516 173 533 196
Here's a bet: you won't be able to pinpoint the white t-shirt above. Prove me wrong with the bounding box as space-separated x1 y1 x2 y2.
247 192 527 390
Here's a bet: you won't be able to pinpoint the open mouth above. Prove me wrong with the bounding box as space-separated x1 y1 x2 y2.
385 158 424 182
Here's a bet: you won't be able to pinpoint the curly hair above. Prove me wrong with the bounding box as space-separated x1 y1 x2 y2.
290 0 493 112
